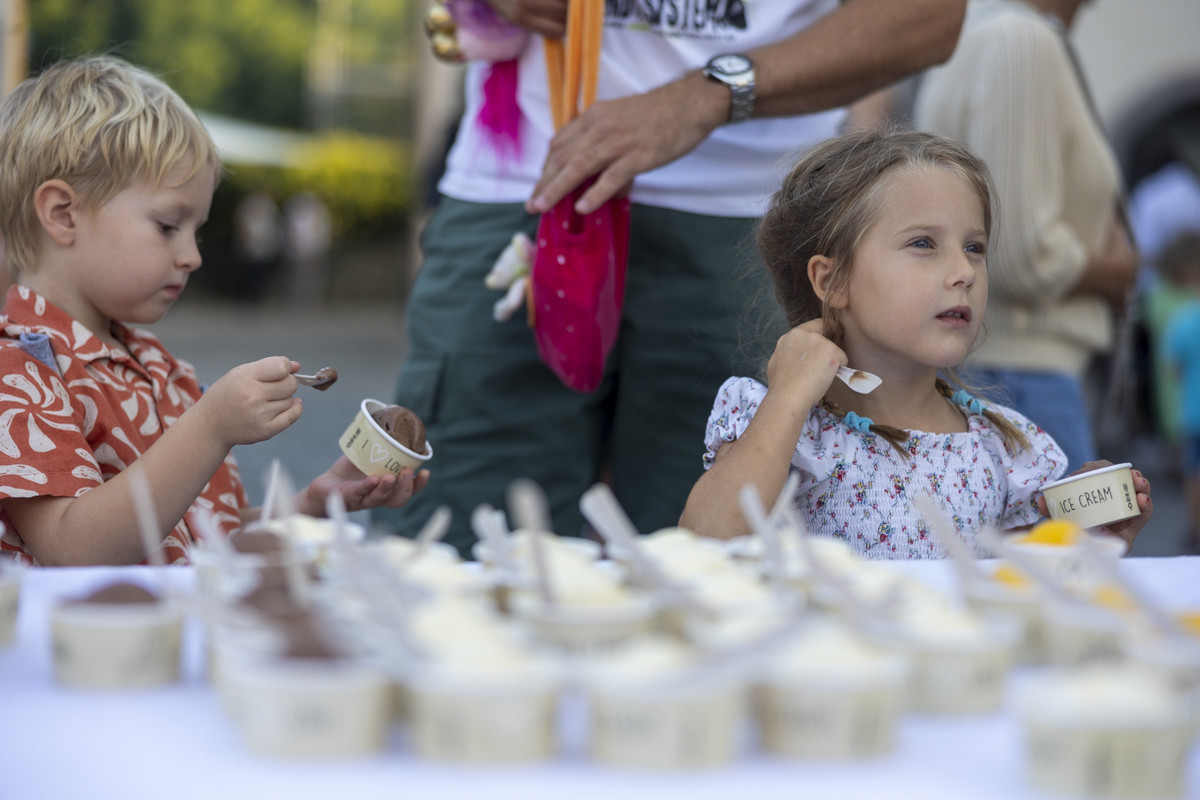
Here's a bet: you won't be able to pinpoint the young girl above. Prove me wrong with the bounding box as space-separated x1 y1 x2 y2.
679 128 1153 558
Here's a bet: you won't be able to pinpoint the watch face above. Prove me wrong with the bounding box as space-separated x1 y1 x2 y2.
710 54 752 77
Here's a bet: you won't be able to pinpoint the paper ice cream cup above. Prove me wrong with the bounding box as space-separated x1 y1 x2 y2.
585 673 747 769
1042 602 1128 666
1001 532 1128 595
405 658 562 763
756 623 910 759
1019 665 1193 799
966 576 1045 665
339 398 432 478
579 638 749 770
865 612 1021 715
51 599 183 688
1041 462 1139 530
508 591 659 658
0 565 20 647
228 657 391 757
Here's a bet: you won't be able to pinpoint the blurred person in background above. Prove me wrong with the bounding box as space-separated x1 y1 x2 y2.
376 0 968 554
914 0 1139 474
1164 232 1200 552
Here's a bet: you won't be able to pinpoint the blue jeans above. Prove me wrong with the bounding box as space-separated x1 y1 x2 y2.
970 368 1097 474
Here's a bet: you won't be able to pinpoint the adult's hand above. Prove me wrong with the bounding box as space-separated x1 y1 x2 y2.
487 0 569 38
525 72 725 215
522 0 965 215
1074 216 1140 311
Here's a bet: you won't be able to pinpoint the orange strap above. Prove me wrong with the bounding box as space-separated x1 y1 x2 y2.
543 0 603 131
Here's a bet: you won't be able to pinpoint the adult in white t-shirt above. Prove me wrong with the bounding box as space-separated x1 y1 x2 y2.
375 0 967 555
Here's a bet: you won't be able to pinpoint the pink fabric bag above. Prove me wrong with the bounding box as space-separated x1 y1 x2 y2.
531 179 630 392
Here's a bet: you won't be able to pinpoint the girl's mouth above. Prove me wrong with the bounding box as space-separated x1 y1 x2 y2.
937 306 972 323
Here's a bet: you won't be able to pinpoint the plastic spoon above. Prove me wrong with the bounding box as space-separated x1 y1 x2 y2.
836 366 882 394
326 491 427 660
738 483 786 591
400 505 452 569
129 470 170 596
913 492 985 604
579 483 716 619
507 478 556 606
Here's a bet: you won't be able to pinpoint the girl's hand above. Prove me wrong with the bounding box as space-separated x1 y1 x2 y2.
765 320 846 407
301 456 431 515
1035 460 1153 549
198 356 302 448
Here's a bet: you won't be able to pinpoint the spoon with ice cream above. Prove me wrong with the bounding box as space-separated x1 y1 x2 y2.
295 366 338 390
836 366 881 394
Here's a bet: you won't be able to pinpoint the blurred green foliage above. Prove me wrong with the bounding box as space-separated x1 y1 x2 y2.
30 0 418 258
32 0 316 127
226 133 413 237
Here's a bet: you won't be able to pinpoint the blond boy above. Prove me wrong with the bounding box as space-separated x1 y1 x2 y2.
0 56 427 565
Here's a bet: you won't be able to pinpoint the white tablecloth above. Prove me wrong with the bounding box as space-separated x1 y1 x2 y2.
3 559 1199 800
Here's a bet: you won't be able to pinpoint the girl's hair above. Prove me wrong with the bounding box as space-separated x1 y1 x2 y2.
757 126 1029 456
0 55 221 278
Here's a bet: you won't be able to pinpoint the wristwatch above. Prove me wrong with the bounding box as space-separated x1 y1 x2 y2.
703 53 755 124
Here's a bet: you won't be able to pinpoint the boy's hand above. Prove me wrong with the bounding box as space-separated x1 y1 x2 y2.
1035 460 1153 549
302 455 430 515
199 356 302 448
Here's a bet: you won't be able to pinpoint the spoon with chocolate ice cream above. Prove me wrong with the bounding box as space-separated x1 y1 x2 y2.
295 366 338 391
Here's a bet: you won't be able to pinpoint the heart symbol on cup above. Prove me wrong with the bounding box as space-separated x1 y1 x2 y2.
370 443 389 463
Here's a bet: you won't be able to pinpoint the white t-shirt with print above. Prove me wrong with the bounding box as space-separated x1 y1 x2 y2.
439 1 845 217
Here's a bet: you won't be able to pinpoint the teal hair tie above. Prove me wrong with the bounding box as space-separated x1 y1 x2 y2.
843 410 874 433
951 389 985 414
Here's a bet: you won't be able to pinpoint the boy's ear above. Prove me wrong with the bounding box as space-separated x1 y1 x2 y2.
33 180 81 247
807 254 847 309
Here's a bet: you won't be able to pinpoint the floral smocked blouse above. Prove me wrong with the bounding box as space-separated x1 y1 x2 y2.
703 376 1067 559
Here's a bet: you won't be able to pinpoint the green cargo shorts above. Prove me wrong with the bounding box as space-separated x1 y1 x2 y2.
372 197 779 556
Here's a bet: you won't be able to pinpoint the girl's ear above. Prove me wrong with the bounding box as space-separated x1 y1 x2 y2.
807 254 847 309
33 180 80 247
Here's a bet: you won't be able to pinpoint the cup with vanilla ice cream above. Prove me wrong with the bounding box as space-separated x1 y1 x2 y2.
1019 663 1194 799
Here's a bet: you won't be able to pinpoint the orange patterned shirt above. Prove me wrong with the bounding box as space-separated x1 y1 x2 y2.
0 285 247 565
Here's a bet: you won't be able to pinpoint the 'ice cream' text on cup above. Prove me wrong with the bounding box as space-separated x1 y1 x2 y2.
1040 463 1138 530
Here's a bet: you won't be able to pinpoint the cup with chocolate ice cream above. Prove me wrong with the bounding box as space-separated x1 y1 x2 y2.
222 616 391 758
339 398 432 478
51 580 184 688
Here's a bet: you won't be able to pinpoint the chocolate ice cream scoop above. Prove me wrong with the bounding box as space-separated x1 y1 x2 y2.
229 529 286 555
73 582 159 605
296 367 338 391
371 405 428 455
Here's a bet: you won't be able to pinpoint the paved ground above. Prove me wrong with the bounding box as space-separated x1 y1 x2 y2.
153 298 1195 557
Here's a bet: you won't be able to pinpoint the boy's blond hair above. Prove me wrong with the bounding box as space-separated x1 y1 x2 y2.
0 55 221 278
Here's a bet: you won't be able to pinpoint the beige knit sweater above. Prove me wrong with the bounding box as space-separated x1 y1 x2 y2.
914 0 1123 377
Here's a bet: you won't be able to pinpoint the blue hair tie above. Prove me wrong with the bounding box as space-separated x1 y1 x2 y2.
951 389 985 415
842 410 874 433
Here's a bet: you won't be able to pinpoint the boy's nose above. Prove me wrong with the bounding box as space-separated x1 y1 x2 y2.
178 239 203 271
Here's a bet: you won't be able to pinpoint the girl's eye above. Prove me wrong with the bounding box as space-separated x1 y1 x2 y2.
910 237 933 249
965 241 986 256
